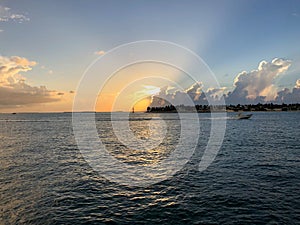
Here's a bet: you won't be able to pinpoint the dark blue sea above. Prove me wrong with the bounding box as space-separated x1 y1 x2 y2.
0 112 299 224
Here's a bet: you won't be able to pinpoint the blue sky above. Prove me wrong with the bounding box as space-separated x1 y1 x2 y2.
0 0 300 111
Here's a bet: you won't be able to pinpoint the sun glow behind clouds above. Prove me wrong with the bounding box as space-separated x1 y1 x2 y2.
142 86 161 96
95 62 196 112
129 86 160 112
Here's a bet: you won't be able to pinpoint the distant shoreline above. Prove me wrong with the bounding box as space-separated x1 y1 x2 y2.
2 103 300 114
146 103 300 113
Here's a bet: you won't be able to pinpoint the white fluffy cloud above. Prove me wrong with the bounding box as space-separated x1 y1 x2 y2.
150 58 299 106
226 58 292 104
0 55 61 107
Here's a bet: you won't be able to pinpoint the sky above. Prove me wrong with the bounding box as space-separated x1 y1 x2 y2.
0 0 300 112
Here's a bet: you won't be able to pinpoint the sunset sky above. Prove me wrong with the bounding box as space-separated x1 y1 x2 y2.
1 0 300 112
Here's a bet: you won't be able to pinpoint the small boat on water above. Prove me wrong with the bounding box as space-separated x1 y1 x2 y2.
237 112 252 119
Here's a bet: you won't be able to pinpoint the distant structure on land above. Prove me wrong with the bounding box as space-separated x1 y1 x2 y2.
147 103 300 113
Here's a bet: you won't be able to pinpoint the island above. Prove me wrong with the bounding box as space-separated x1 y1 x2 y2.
146 103 300 113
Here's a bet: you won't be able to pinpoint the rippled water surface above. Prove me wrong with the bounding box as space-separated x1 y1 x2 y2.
0 112 299 224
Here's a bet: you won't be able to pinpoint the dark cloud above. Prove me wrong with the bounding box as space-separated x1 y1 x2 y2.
275 79 300 103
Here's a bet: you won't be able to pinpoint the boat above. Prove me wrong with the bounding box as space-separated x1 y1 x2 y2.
237 112 252 119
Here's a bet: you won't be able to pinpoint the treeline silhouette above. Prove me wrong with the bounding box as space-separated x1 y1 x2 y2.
147 103 300 113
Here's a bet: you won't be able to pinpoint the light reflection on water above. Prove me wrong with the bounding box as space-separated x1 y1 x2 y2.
97 114 182 166
0 112 299 224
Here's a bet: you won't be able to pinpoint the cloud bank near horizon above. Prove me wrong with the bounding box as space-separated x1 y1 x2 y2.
150 58 300 106
0 55 62 108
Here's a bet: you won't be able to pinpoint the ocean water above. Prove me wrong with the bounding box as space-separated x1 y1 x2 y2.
0 112 299 224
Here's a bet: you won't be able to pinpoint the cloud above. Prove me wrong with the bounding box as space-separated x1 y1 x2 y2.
150 82 209 107
296 79 300 88
0 5 29 23
275 79 300 103
0 56 37 85
186 82 202 100
94 50 105 56
0 29 3 32
0 55 61 107
226 58 292 104
149 58 299 106
40 65 54 75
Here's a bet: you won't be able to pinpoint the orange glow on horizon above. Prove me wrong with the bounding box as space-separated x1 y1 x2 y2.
93 62 188 112
133 98 151 112
96 92 151 112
